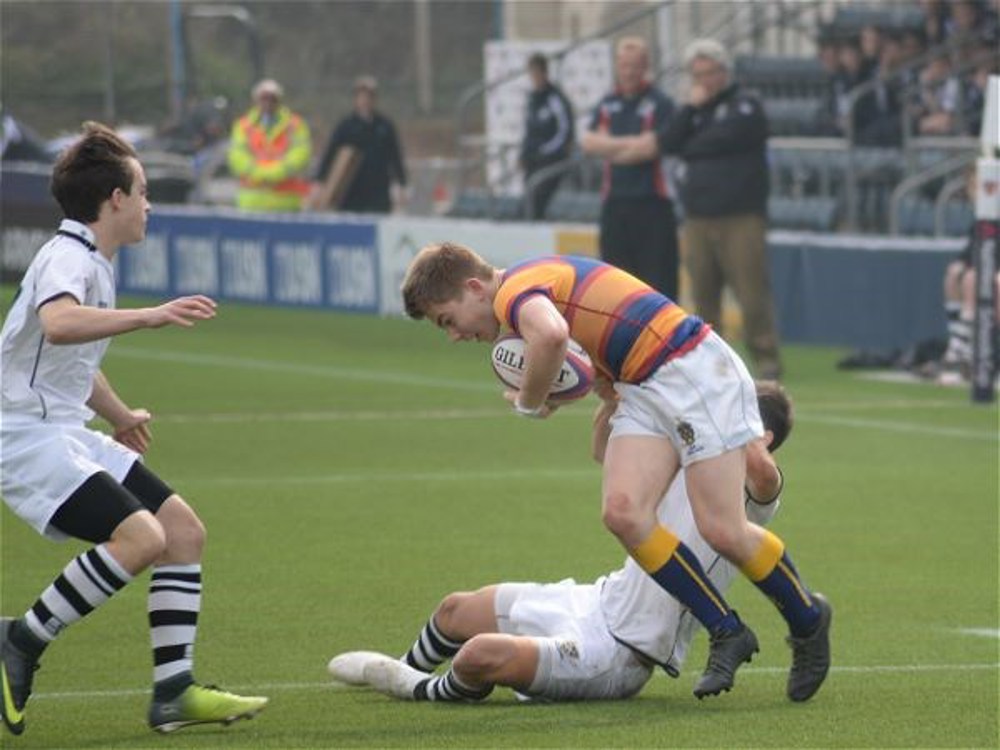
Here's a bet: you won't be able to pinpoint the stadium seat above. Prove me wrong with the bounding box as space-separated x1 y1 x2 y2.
768 196 839 231
895 195 936 236
830 4 924 35
546 190 602 223
447 189 524 221
943 200 975 237
764 98 824 137
734 56 828 99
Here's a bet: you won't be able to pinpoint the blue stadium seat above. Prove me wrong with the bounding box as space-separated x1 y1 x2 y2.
831 4 923 34
764 98 823 136
895 195 936 236
768 196 839 231
735 56 828 99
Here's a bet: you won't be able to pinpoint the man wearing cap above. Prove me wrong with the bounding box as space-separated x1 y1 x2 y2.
227 79 312 211
315 76 408 214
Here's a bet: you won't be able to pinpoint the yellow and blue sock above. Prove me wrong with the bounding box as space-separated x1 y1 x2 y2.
741 530 821 637
632 525 739 634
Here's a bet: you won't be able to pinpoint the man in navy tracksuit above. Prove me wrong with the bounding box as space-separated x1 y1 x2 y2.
520 53 575 220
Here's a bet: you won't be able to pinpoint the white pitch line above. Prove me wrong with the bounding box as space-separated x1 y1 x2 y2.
154 408 512 424
150 407 997 442
954 627 1000 639
110 346 498 393
31 662 1000 701
175 467 600 486
110 347 997 441
795 413 997 441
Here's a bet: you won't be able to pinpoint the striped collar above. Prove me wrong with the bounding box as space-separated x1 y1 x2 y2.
55 219 98 252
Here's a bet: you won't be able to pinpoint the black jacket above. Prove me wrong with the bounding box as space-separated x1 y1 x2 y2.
317 111 406 213
520 83 574 169
658 83 769 217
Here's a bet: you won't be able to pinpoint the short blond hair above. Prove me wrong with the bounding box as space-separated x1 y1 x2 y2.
400 242 495 320
616 36 649 64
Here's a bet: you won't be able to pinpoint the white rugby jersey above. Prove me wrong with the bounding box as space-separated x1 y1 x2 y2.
1 220 115 424
599 474 779 672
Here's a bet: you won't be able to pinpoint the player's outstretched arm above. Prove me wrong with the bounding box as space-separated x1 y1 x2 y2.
87 370 152 454
39 294 217 345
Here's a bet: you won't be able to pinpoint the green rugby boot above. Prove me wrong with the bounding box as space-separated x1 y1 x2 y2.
148 683 268 733
1 617 41 736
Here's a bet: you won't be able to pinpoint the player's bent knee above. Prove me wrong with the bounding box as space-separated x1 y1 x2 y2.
602 492 642 540
112 511 168 571
697 520 746 560
157 495 207 559
434 591 470 632
453 635 508 678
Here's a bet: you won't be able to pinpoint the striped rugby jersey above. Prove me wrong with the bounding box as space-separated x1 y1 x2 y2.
493 255 707 384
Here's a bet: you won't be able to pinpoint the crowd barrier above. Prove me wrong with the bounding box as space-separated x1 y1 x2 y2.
2 205 962 350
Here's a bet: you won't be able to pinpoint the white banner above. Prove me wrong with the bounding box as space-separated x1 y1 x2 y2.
378 216 557 316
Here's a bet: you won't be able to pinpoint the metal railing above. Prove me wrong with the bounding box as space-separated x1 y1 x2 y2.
888 148 976 235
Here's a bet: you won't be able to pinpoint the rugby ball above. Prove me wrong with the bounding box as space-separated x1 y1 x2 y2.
490 333 594 403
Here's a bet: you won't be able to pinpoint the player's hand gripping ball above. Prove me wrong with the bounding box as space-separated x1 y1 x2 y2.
490 333 594 403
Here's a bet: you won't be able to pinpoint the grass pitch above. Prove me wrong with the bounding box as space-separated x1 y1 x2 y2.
1 298 997 749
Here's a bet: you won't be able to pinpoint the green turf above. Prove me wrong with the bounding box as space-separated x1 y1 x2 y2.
2 298 997 748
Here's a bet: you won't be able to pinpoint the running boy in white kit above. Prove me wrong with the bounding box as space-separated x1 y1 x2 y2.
0 122 267 736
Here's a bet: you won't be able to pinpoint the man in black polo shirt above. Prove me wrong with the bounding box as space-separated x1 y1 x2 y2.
581 37 679 299
315 76 407 214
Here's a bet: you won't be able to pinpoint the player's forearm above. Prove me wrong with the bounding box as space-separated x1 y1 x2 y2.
41 305 153 344
745 443 782 504
518 334 568 409
87 371 133 426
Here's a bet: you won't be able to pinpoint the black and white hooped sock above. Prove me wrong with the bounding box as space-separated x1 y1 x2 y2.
402 617 463 672
19 545 132 651
149 564 202 695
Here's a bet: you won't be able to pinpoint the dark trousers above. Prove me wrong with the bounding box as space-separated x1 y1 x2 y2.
599 196 679 299
524 164 565 220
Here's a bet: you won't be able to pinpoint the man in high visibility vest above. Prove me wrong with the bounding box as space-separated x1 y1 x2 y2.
228 79 312 211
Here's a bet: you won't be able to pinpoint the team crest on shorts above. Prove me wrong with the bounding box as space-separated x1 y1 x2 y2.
676 420 696 447
556 640 580 661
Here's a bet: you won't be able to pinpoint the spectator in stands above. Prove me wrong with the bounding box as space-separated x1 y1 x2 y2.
963 41 1000 136
898 27 927 70
859 24 883 79
227 79 312 212
914 51 963 135
315 76 408 214
945 0 987 43
814 27 844 135
520 53 575 220
853 31 905 146
920 0 949 46
580 36 679 299
826 35 868 136
606 38 783 380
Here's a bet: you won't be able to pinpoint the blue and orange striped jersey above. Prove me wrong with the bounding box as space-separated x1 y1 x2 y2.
493 255 707 383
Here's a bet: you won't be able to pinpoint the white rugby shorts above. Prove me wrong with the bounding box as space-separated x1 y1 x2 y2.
1 420 138 540
494 580 652 701
610 330 763 465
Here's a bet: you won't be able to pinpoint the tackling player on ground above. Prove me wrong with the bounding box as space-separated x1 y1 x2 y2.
0 122 267 736
330 382 795 703
399 243 831 702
